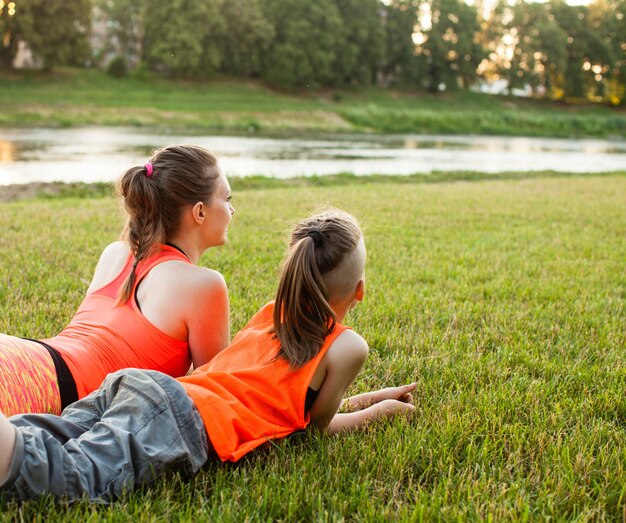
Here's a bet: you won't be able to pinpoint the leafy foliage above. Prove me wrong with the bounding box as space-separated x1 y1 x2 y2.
333 0 386 86
0 3 19 68
218 0 275 77
9 0 91 70
260 0 343 87
2 0 626 103
142 0 225 78
106 55 128 78
416 0 486 90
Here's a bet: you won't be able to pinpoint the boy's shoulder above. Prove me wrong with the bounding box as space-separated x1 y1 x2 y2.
243 301 275 329
326 329 369 366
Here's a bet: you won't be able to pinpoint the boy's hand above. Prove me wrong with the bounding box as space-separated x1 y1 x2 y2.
345 383 416 411
371 383 416 405
375 398 415 418
329 383 417 433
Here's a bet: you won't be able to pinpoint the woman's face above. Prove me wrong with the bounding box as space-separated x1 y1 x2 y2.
203 168 235 247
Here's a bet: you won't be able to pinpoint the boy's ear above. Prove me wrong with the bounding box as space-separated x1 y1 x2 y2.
192 201 205 224
355 279 365 302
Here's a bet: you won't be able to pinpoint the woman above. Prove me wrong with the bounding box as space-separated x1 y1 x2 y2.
0 145 235 416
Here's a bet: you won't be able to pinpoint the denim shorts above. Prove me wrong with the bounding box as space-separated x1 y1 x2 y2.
0 369 208 503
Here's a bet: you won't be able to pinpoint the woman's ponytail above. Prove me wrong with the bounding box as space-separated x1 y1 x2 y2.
115 145 221 305
116 164 166 304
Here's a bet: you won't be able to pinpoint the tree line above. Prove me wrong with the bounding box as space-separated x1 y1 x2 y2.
1 0 624 104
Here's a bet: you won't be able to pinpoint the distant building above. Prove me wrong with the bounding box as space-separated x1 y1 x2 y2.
90 5 142 70
471 78 547 98
90 6 113 67
11 5 141 70
12 40 41 68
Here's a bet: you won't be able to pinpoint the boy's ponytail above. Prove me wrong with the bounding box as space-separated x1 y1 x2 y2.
274 231 336 367
274 210 362 367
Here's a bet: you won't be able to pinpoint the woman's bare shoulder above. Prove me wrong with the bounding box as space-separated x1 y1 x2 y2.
87 241 131 293
155 262 226 291
100 241 131 260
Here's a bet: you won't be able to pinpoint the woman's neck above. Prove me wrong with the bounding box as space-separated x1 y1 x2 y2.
165 237 201 265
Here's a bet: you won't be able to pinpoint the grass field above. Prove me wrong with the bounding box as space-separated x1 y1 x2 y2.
0 172 624 520
2 68 626 138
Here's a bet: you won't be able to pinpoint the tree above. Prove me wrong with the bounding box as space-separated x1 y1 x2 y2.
11 0 91 69
416 0 486 91
549 1 612 99
95 0 147 69
533 10 569 97
332 0 386 86
143 0 226 78
493 1 567 97
261 0 343 88
380 0 418 86
588 0 626 104
218 0 275 77
0 1 19 68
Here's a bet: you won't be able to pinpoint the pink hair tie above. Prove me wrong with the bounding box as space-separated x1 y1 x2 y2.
144 163 154 178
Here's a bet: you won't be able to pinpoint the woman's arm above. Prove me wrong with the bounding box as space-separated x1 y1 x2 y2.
184 269 230 369
342 383 416 411
0 413 16 486
138 264 230 369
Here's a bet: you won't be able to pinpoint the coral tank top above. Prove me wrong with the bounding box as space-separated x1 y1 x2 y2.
44 245 191 398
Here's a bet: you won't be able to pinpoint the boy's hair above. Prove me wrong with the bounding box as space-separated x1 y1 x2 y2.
116 144 220 304
274 209 362 367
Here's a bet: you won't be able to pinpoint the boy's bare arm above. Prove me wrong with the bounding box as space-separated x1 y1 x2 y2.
327 383 416 434
342 383 416 411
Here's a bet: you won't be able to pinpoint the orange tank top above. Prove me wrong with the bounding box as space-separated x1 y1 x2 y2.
44 245 191 398
179 301 349 462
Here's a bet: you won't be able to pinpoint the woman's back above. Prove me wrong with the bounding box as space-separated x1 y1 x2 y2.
45 244 192 398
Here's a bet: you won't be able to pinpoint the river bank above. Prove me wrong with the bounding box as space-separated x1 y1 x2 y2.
2 170 624 203
2 68 625 138
0 181 112 203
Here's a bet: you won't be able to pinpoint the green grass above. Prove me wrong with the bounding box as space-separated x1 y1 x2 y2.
1 68 625 137
0 173 625 520
9 170 625 203
340 103 626 137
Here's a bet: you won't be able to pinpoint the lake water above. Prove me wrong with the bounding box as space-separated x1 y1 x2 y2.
0 127 625 185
